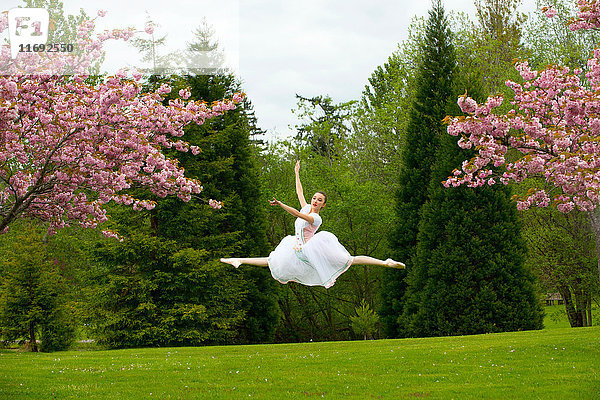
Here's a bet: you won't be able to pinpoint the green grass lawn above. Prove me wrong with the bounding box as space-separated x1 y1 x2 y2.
542 303 600 330
1 323 599 400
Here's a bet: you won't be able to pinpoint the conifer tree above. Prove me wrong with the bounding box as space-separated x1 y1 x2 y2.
163 71 279 343
91 234 247 348
0 223 76 352
399 98 544 337
92 74 278 346
395 3 544 336
94 24 279 345
381 0 457 337
148 25 277 343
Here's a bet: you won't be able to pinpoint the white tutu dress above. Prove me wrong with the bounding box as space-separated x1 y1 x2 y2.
268 204 353 288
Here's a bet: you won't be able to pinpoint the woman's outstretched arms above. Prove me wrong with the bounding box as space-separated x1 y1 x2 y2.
270 197 314 224
295 160 307 208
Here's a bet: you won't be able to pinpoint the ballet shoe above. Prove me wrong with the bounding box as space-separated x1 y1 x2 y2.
220 258 242 268
385 258 406 269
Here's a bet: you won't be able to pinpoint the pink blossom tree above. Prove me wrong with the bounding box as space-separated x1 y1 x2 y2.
444 0 600 280
0 12 241 236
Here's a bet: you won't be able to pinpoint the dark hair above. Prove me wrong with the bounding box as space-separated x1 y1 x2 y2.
316 191 327 204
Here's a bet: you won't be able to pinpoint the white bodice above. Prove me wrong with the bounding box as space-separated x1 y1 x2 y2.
294 204 322 244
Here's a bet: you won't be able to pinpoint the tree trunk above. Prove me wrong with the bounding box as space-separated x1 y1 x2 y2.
558 285 581 327
575 288 587 327
29 322 38 352
587 295 592 327
587 208 600 283
150 212 159 236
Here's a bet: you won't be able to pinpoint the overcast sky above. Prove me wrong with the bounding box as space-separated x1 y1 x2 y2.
236 0 537 140
4 0 540 139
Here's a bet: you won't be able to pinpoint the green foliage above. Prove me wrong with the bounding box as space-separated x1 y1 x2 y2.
469 0 528 94
524 0 600 72
94 64 278 346
519 194 599 327
350 299 380 340
294 94 356 160
91 234 246 348
353 19 425 190
447 0 529 118
38 306 77 352
0 222 76 352
382 0 457 338
399 49 543 337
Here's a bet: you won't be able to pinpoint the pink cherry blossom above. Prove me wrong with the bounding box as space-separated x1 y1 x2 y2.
543 6 558 18
0 17 243 236
145 23 155 35
445 57 600 212
569 0 600 30
457 95 477 114
208 199 223 209
179 88 191 99
233 93 245 103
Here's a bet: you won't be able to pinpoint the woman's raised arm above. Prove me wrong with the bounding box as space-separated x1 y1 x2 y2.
295 160 307 208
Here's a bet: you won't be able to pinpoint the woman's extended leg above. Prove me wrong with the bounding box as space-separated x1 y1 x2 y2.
351 256 405 269
220 257 269 268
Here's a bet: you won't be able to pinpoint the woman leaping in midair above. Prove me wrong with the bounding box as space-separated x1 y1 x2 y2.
220 161 405 288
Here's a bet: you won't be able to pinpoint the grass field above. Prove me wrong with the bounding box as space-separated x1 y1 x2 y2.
542 304 600 330
1 307 599 399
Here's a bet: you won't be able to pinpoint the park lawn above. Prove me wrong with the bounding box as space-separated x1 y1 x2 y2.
1 325 599 400
542 304 600 330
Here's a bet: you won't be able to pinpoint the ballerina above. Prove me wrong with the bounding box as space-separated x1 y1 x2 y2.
220 160 405 288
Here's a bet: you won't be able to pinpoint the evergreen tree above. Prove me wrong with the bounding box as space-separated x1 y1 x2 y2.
167 72 278 343
396 7 544 336
400 102 544 337
91 234 246 348
0 223 76 352
94 74 278 346
381 0 457 338
95 23 279 346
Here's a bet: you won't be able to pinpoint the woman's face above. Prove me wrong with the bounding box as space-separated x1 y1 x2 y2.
311 192 326 211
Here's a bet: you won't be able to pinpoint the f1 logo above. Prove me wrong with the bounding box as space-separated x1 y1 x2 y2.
8 8 49 59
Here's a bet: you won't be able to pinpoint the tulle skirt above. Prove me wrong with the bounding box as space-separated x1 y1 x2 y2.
268 231 353 288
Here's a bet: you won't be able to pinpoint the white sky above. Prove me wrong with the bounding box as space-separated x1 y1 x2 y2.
3 0 540 139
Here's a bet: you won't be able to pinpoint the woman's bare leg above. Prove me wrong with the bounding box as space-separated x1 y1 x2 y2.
220 257 269 268
351 256 405 269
